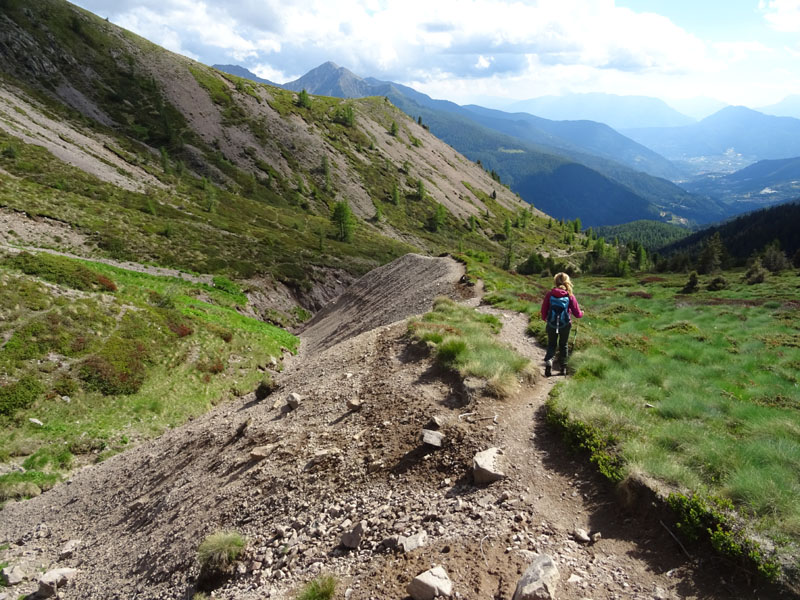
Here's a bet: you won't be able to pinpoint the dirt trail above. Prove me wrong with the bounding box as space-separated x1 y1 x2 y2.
0 255 784 600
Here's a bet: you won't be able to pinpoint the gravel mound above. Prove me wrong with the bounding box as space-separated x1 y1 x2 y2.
299 253 468 354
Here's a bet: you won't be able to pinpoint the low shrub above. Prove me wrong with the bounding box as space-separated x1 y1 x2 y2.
79 339 148 395
744 258 768 284
254 376 274 400
197 356 225 374
680 271 699 294
707 275 728 291
0 375 44 416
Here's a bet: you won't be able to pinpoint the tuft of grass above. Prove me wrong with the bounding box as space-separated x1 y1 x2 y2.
0 471 60 502
197 531 246 572
296 575 337 600
409 297 530 396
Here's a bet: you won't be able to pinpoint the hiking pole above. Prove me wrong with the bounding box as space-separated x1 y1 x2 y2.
570 322 579 355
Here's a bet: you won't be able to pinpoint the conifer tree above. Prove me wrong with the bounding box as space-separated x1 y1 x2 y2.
331 200 355 242
298 89 312 108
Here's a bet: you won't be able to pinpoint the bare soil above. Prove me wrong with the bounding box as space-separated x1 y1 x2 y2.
0 254 788 600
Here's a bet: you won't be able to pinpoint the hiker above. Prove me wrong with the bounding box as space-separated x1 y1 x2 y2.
540 272 583 376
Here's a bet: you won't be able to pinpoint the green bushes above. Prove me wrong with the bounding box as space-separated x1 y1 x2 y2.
0 375 44 416
79 338 148 395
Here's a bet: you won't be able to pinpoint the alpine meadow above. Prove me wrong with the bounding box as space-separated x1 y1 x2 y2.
1 1 799 599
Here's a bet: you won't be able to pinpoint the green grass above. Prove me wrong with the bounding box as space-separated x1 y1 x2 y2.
197 531 246 572
0 470 60 502
475 265 800 577
409 296 530 396
296 575 337 600
0 256 297 493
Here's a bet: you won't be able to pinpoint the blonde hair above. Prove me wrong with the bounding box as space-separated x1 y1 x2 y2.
554 272 573 295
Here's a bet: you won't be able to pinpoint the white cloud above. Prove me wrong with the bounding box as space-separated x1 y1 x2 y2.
760 0 800 32
71 0 799 105
475 55 492 70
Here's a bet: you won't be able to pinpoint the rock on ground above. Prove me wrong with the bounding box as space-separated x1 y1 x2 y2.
38 568 78 597
407 566 452 600
473 447 505 484
512 555 559 600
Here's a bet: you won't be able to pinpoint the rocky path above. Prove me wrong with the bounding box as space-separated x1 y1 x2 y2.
459 307 773 600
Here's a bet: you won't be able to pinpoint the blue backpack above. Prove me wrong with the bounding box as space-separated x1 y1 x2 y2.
547 295 571 333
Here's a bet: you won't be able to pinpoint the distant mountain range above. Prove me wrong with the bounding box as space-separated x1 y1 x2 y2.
683 156 800 208
505 93 695 130
218 61 800 227
663 97 728 121
758 95 800 119
238 61 727 227
623 106 800 171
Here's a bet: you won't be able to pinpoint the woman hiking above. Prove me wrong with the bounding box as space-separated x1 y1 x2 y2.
540 272 583 376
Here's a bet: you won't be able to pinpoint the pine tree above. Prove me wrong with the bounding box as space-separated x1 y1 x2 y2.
429 203 447 232
697 231 724 274
390 121 399 136
331 201 355 242
417 178 425 200
390 181 400 205
298 89 312 108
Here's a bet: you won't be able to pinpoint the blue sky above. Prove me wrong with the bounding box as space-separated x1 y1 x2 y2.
71 0 800 110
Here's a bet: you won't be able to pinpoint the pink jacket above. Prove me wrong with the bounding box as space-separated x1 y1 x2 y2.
541 287 583 322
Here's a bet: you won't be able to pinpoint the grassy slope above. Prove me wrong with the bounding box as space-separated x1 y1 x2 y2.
0 252 296 502
478 262 800 581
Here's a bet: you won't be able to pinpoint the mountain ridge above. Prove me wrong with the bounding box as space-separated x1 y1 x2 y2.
269 61 729 226
505 92 696 130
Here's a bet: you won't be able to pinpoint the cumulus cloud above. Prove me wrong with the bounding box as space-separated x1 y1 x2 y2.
74 0 713 79
760 0 800 32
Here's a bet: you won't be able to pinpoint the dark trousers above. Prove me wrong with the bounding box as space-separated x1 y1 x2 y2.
545 324 571 364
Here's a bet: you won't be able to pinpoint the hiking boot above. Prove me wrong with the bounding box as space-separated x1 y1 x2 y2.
560 363 567 376
544 359 552 377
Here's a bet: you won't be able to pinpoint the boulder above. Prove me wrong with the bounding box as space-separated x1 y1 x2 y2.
38 568 78 597
511 555 559 600
473 448 505 484
421 429 444 447
341 520 367 549
250 444 278 459
573 528 591 544
59 539 82 560
407 566 452 600
398 530 427 553
287 392 302 409
1 565 24 586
